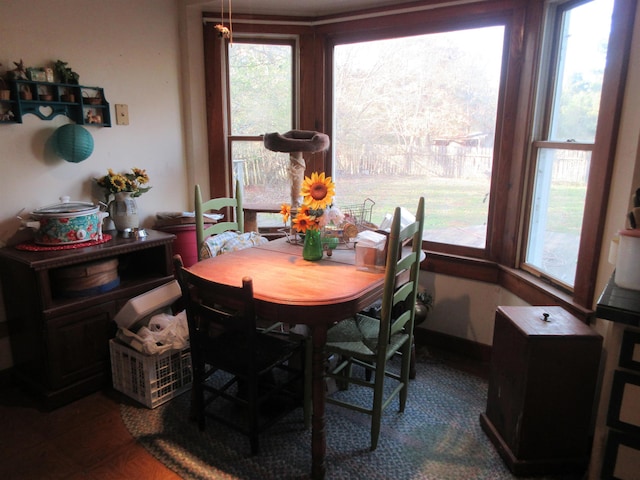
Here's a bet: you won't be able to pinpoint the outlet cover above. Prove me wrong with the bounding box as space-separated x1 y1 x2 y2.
115 104 129 125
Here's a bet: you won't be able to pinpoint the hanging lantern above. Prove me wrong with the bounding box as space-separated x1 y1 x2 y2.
52 124 94 163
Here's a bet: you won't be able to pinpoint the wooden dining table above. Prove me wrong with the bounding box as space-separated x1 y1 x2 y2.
186 237 386 479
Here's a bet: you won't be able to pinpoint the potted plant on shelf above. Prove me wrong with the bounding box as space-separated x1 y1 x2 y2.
53 60 79 102
6 59 31 99
0 65 10 100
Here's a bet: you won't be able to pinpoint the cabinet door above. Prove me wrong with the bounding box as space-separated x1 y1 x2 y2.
46 302 117 389
485 311 530 451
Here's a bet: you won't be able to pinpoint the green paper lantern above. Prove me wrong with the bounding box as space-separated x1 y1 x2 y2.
53 124 94 163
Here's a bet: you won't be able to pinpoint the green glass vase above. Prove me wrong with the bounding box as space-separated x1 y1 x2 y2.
302 228 323 261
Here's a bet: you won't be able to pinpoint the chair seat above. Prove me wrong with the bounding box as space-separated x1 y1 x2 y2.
202 331 302 377
326 314 409 361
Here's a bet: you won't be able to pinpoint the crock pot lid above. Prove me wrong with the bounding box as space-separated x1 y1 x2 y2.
34 201 97 214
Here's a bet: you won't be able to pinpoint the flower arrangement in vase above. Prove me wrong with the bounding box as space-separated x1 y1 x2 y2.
95 167 152 202
94 168 151 232
280 172 343 260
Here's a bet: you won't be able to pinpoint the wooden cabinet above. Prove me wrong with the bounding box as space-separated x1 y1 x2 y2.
480 306 602 476
0 230 175 408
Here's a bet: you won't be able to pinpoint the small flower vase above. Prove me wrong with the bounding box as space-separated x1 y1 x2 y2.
302 228 323 261
108 192 139 232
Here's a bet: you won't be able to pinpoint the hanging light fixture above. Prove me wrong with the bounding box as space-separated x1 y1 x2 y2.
52 124 94 163
214 0 233 43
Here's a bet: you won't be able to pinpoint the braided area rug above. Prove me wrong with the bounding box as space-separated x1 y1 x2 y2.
120 352 585 480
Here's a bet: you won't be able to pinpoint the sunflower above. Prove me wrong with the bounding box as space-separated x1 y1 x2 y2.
298 204 310 216
293 212 318 233
94 167 152 202
110 174 128 191
301 172 335 210
132 168 149 185
280 203 291 223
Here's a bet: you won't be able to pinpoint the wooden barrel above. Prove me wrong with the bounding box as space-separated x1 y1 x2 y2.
52 258 120 297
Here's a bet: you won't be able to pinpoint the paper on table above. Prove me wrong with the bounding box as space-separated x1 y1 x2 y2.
156 211 223 221
378 207 416 232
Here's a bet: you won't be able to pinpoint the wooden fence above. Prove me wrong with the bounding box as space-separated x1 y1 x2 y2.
236 143 591 187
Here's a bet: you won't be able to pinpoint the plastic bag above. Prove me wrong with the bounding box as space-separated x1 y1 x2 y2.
116 310 189 355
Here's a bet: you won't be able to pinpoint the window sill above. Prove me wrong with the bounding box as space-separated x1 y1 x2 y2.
423 251 594 323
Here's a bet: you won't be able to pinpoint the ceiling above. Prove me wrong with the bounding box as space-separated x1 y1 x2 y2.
215 0 413 17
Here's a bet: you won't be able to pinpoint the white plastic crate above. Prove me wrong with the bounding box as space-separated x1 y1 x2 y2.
110 339 192 408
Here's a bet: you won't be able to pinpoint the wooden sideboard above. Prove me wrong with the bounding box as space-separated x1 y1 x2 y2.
0 229 174 409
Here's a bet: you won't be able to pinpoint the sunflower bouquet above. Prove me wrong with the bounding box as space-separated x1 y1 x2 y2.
95 168 152 202
280 172 343 234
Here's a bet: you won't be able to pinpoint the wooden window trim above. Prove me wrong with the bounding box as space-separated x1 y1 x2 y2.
202 0 637 312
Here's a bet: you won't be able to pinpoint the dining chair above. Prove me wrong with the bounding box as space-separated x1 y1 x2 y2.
173 254 307 455
195 180 244 262
194 182 281 334
324 196 425 450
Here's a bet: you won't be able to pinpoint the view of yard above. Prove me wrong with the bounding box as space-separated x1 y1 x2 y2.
246 174 584 240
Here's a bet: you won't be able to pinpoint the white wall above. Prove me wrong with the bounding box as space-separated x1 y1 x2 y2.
0 0 188 247
0 0 190 370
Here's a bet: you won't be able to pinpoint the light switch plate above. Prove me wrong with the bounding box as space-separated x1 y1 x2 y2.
115 104 129 125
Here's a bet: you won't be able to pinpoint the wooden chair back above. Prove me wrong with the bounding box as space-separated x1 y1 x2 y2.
195 180 244 261
377 197 425 362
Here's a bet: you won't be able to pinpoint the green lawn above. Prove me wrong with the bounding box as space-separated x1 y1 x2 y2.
248 174 585 235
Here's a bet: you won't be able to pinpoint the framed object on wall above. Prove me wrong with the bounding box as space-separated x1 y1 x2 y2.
620 330 640 371
602 430 640 480
608 370 640 435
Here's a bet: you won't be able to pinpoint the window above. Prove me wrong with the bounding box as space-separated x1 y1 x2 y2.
227 39 295 209
204 0 634 311
333 27 504 249
524 0 614 289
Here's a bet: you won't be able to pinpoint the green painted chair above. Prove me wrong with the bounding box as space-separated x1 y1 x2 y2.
195 180 244 262
325 197 425 450
195 182 286 338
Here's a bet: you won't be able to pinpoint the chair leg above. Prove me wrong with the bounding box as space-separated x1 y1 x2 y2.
191 362 206 430
248 375 260 455
304 337 312 429
370 366 386 451
409 338 416 380
399 342 412 412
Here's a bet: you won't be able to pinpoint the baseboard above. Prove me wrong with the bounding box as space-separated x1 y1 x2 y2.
414 327 492 364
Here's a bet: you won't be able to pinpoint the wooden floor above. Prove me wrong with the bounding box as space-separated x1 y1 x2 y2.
0 386 181 480
0 348 487 480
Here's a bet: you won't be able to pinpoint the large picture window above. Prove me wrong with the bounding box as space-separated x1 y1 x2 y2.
204 0 634 311
333 27 504 249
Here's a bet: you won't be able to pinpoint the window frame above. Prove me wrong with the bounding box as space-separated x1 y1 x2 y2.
519 0 636 307
202 0 636 315
225 37 298 198
520 0 611 292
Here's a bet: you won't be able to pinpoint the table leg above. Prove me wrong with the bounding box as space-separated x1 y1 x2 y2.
244 211 258 233
311 325 327 480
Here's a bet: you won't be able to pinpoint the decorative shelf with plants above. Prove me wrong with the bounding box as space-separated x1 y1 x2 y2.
2 80 112 127
0 59 111 127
